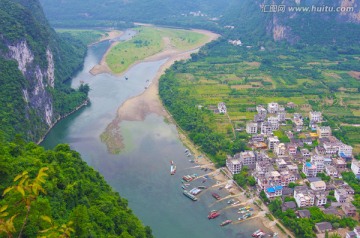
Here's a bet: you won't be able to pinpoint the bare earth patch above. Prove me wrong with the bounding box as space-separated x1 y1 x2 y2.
348 71 360 80
324 72 341 80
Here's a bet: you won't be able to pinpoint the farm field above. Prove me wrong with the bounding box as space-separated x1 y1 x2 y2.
105 26 209 74
160 42 360 155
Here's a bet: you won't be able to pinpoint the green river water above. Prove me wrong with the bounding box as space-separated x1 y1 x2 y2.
41 30 272 238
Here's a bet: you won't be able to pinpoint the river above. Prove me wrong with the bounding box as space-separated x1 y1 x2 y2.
41 32 270 238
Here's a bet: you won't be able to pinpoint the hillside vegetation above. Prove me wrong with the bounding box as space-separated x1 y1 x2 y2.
0 140 153 238
0 0 88 141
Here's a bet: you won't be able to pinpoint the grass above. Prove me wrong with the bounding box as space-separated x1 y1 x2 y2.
56 28 106 45
105 26 210 74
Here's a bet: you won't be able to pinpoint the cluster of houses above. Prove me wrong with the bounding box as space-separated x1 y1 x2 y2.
225 102 358 235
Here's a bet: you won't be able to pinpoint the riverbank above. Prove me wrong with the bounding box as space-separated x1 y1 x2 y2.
88 30 123 46
165 107 293 237
37 99 89 145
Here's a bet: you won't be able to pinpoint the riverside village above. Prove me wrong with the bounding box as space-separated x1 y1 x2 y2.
180 101 359 238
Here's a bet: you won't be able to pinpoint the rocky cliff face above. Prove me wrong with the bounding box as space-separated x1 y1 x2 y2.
7 41 54 127
0 0 87 141
261 0 360 43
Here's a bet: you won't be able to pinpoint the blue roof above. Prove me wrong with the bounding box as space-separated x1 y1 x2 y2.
340 152 350 158
306 162 312 167
266 186 283 193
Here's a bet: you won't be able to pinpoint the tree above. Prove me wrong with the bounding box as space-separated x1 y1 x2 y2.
1 168 75 238
329 233 341 238
78 84 90 96
3 167 49 237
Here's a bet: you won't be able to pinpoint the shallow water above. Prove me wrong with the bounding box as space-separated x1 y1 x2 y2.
41 40 272 238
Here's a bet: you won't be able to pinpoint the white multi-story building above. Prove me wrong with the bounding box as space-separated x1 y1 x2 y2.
317 126 332 138
335 189 348 203
268 102 279 114
218 102 227 113
240 151 256 167
339 144 353 158
268 136 280 150
294 186 315 207
303 162 317 177
261 122 272 135
309 111 322 123
246 121 258 134
310 181 326 191
325 164 338 177
315 193 327 206
255 161 273 176
265 171 282 186
226 157 242 175
275 143 286 156
288 144 297 155
311 155 325 174
280 171 296 186
268 116 279 131
277 106 286 122
323 142 339 155
351 160 360 179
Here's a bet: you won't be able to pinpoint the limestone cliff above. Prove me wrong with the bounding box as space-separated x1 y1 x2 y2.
0 0 87 141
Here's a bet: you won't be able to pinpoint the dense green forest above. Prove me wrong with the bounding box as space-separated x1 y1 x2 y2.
39 0 360 46
0 139 153 238
0 0 89 141
0 2 155 237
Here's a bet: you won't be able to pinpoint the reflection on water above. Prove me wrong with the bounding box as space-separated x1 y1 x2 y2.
41 40 269 238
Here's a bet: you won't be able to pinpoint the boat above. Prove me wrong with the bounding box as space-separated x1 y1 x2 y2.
252 229 263 237
170 165 176 175
185 149 189 153
189 188 201 195
227 199 234 204
181 185 186 189
220 220 232 226
183 190 197 201
170 160 174 165
208 211 220 219
198 186 207 189
212 193 221 200
182 175 193 182
125 76 128 80
256 232 266 238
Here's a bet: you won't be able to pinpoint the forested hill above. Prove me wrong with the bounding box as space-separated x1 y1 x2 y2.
0 140 153 237
40 0 360 46
0 0 88 141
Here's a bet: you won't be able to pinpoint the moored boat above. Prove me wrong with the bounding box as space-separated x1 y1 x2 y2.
252 229 263 237
220 220 232 226
212 193 221 200
171 165 176 175
208 211 220 219
183 190 197 201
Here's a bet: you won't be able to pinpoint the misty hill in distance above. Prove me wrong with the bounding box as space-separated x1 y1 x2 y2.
40 0 360 46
